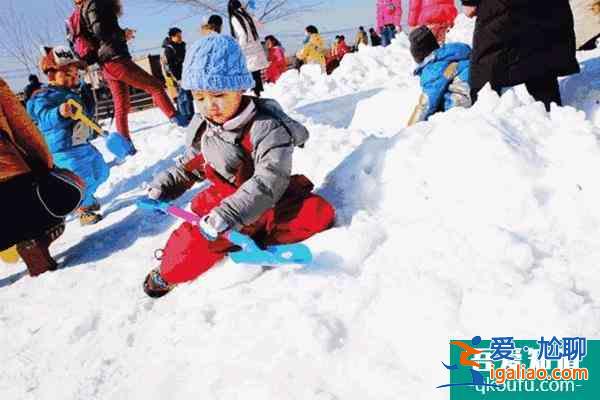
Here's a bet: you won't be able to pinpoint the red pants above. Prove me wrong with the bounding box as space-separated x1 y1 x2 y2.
160 177 335 284
102 59 176 138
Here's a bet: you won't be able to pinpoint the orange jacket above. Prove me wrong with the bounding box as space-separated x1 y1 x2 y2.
0 77 53 182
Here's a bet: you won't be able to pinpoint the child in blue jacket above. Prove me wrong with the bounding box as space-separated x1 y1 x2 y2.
408 26 472 125
28 46 109 225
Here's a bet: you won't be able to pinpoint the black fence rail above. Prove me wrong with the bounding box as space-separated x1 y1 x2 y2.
93 86 155 122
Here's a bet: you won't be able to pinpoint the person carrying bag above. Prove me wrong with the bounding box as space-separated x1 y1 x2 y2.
0 77 84 276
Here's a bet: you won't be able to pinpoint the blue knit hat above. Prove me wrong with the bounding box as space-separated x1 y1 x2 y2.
181 34 254 92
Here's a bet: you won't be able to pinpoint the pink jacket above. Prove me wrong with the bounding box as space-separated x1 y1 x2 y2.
264 46 287 83
408 0 458 27
376 0 402 33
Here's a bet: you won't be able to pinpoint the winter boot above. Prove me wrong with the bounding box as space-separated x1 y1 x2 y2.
16 239 57 277
143 268 175 298
77 208 103 226
38 222 65 271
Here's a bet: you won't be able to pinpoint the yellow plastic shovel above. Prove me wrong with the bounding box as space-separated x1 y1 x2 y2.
66 99 105 137
66 99 134 159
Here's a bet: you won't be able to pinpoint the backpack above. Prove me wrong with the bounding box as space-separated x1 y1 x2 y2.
66 9 98 65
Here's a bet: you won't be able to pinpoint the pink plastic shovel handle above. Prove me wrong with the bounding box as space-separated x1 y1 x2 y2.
167 205 201 224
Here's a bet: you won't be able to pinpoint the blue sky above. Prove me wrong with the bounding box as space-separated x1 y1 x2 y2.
2 0 374 89
1 0 460 90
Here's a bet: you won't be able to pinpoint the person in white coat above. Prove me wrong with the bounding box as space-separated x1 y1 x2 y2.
228 0 269 96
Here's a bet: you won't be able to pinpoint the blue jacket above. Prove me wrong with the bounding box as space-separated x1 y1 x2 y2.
27 85 109 207
27 85 94 153
409 43 472 125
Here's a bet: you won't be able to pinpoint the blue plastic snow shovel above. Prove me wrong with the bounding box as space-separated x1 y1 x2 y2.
137 198 313 265
67 99 135 160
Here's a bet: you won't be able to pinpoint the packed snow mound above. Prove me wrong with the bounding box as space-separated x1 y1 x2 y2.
2 16 600 400
264 31 417 110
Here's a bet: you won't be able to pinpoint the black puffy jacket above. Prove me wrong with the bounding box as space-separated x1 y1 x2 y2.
463 0 580 92
80 0 130 64
162 38 186 81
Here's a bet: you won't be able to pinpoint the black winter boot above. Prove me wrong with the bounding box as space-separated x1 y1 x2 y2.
143 268 175 298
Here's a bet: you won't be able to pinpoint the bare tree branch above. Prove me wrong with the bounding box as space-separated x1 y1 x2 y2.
0 0 72 73
148 0 324 23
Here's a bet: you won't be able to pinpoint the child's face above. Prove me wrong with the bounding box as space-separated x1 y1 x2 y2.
53 64 79 88
193 91 243 125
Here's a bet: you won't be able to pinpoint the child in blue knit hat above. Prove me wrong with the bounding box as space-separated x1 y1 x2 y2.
143 35 335 297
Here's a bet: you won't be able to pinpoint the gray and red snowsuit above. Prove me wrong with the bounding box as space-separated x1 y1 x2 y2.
149 97 335 284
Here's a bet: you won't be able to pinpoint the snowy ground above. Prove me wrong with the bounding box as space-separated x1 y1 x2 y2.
2 17 600 399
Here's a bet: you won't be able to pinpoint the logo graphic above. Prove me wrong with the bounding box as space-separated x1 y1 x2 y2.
437 336 499 389
440 337 599 399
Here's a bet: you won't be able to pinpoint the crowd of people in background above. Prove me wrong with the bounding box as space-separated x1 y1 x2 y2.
0 0 594 296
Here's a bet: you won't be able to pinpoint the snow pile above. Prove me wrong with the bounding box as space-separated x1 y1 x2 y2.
2 16 600 400
264 31 415 110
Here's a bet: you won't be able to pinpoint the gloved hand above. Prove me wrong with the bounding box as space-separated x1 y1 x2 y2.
59 102 76 118
198 211 229 241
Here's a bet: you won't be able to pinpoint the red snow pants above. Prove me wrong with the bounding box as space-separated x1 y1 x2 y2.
102 58 176 139
159 169 335 284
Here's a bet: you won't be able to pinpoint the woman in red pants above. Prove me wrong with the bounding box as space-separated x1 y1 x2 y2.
76 0 187 152
143 35 335 297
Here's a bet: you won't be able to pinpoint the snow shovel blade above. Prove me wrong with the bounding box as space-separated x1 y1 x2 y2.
105 132 135 160
227 231 313 265
266 243 313 264
66 99 133 160
229 244 312 265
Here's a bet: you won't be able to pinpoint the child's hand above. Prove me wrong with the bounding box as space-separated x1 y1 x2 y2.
59 102 75 118
198 212 229 241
